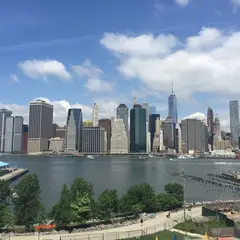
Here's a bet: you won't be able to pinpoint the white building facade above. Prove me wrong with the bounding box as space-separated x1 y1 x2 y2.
110 119 128 154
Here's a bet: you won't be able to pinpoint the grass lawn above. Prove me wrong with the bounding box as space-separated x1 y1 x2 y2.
175 219 232 235
124 230 198 240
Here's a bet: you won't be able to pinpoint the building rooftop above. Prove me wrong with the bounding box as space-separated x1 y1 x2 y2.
0 161 9 168
118 104 128 108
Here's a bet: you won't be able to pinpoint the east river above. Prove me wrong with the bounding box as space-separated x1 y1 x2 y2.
2 155 240 209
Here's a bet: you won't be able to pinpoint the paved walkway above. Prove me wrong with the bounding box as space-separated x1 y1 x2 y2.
5 207 202 240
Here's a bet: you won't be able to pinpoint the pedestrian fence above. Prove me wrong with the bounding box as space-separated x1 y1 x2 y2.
55 216 197 240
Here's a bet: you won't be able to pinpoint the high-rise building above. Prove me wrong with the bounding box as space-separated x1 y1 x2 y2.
98 118 111 153
56 127 66 139
175 123 182 154
181 119 208 154
213 116 221 140
0 109 12 152
82 126 105 154
13 116 23 152
4 117 14 152
168 84 178 123
207 107 214 133
130 104 146 153
229 100 240 148
149 106 156 115
28 100 53 153
22 124 28 154
110 119 128 154
142 102 150 124
66 108 83 151
149 114 160 151
117 104 128 133
92 103 99 127
162 117 175 150
52 124 59 138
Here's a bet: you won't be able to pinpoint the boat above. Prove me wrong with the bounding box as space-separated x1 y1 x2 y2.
87 155 95 160
148 154 154 158
138 156 148 159
178 155 195 159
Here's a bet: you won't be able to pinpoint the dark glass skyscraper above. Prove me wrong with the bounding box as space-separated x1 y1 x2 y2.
207 107 214 150
149 114 160 151
162 117 175 149
168 85 178 123
66 108 83 151
130 104 146 153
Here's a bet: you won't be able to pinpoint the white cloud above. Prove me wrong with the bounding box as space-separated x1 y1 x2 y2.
72 60 114 92
10 74 19 83
100 27 240 100
18 59 72 80
232 0 240 7
100 33 177 57
175 0 190 7
182 112 206 121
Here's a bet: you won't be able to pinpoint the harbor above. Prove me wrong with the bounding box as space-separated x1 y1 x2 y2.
0 161 28 181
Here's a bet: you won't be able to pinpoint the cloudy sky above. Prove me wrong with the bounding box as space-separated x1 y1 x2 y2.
1 0 240 130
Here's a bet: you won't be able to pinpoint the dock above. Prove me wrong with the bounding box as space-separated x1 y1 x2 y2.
0 168 29 181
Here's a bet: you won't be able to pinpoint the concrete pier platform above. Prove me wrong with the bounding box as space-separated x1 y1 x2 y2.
0 168 28 181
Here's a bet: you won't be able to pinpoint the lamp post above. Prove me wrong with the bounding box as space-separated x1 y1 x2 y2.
180 169 186 221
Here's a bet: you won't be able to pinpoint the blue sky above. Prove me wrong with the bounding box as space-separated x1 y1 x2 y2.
1 0 240 129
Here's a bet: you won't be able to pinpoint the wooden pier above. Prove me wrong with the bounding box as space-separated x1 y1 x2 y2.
0 168 28 181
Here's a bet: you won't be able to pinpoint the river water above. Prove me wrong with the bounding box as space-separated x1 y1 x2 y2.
1 155 240 209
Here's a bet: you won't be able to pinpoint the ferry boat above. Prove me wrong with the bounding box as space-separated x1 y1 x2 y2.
87 155 95 160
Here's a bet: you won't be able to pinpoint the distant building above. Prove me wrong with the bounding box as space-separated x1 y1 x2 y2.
4 117 14 152
98 118 111 153
82 126 105 154
117 104 128 133
130 104 146 153
0 109 12 152
168 84 178 123
149 114 160 151
213 116 221 140
110 119 128 154
49 137 64 152
52 124 59 138
13 116 23 152
28 100 53 153
213 138 231 151
142 102 150 124
175 123 182 154
149 106 156 115
56 127 66 139
162 117 175 150
66 108 83 151
92 103 99 127
207 107 214 150
22 125 28 154
229 100 239 148
181 119 208 154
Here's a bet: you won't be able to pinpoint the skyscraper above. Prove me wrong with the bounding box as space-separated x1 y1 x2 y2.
28 100 53 153
92 103 99 127
4 116 14 152
22 124 28 154
98 118 111 153
0 109 12 152
168 84 178 123
213 116 221 140
181 119 208 153
149 114 160 151
130 104 146 153
229 100 240 148
66 108 83 151
13 116 23 152
207 107 214 150
117 104 128 133
162 117 175 150
110 119 128 153
142 102 150 124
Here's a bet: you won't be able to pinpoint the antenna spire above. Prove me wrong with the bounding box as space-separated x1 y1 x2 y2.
172 82 174 94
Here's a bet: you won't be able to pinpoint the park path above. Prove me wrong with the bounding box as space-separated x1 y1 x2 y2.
6 207 202 240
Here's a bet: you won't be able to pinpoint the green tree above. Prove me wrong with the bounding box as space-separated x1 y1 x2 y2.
97 189 118 221
37 204 47 225
69 178 93 222
155 193 181 211
0 180 11 228
165 183 184 202
119 183 156 213
13 174 41 227
71 193 92 223
70 177 93 202
51 184 72 227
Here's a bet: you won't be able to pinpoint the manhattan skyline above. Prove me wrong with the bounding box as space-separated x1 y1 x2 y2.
1 0 240 131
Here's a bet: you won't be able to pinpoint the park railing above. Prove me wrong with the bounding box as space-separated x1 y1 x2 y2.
57 216 187 240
